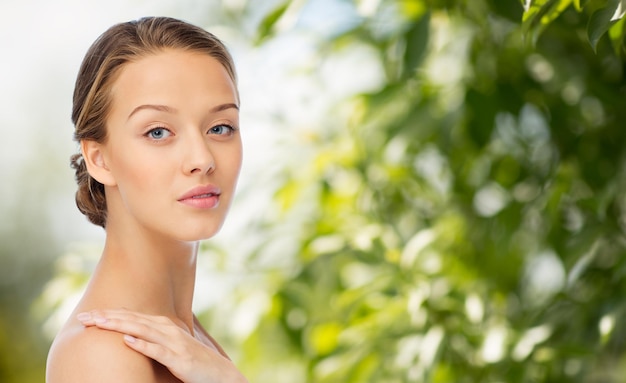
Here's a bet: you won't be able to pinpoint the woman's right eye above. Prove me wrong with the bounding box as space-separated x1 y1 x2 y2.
146 127 172 140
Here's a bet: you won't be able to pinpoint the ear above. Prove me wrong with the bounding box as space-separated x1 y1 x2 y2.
81 140 117 186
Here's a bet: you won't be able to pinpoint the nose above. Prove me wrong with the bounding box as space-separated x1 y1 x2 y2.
183 132 215 175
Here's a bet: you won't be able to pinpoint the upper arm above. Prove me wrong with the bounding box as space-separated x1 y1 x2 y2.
47 326 161 383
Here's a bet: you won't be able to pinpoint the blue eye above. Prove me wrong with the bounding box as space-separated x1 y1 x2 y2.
208 124 235 135
147 127 171 140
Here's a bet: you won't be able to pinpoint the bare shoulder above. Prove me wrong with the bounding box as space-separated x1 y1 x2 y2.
46 323 166 383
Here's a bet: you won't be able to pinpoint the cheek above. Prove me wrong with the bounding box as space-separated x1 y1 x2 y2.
228 144 243 181
215 139 242 174
109 147 170 194
110 149 137 181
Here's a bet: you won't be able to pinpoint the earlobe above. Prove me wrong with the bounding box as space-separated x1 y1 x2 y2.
81 140 116 186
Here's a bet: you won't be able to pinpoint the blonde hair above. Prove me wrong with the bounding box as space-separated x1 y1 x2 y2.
70 17 237 228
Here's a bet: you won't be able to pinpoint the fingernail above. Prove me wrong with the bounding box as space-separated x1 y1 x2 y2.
124 334 136 343
93 315 107 324
76 312 91 322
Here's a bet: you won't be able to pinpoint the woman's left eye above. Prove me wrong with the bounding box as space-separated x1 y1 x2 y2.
208 124 236 136
146 127 172 140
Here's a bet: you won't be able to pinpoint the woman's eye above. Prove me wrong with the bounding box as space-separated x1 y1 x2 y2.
208 124 235 136
146 127 171 140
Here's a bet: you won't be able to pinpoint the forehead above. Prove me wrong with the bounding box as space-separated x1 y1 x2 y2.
109 49 238 114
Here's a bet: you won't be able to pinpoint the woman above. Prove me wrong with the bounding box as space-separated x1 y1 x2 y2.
46 17 248 383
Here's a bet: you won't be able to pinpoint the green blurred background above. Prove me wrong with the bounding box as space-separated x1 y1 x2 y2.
3 0 626 381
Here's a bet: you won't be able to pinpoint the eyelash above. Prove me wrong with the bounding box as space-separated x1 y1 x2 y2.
144 124 237 141
208 124 237 136
145 126 172 140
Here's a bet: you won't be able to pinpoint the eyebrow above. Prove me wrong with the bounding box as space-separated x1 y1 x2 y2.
127 104 177 120
211 103 239 113
127 102 239 120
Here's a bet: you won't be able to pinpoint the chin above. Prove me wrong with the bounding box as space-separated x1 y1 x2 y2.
179 224 224 242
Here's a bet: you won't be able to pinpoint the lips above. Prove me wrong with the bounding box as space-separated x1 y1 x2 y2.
178 185 221 209
191 193 216 199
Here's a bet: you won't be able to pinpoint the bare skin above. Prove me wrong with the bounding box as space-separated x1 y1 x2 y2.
46 50 246 383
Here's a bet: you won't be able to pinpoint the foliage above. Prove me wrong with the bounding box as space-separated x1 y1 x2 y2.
522 0 626 51
218 0 626 382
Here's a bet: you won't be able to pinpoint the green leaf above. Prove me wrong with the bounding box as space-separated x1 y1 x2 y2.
608 14 626 54
402 12 430 80
572 0 593 11
522 0 572 46
574 0 582 10
255 1 291 45
588 0 622 51
522 0 571 23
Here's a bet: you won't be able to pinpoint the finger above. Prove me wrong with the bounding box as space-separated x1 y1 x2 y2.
77 310 188 349
123 333 232 383
97 317 169 344
76 311 131 327
76 312 97 326
76 310 166 330
79 309 174 328
122 334 181 371
76 311 136 328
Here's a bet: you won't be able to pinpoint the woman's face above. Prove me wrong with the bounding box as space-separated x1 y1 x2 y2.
98 49 242 241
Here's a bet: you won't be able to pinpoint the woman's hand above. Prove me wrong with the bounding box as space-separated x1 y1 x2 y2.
76 309 248 383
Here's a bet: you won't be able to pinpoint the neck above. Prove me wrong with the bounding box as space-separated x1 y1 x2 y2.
83 220 200 332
